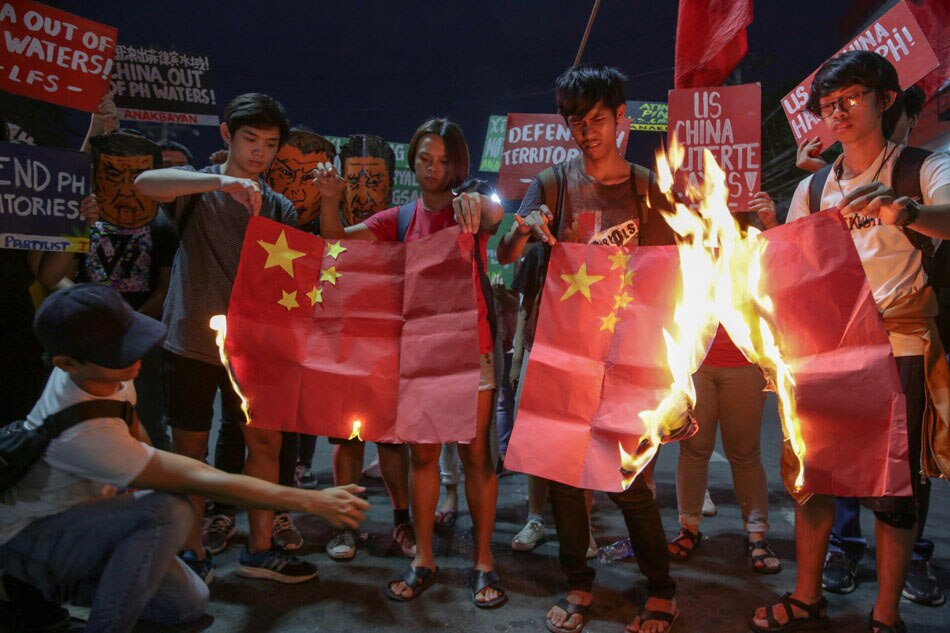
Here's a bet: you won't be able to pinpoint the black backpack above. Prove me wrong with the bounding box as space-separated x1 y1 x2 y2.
807 146 950 288
0 399 134 493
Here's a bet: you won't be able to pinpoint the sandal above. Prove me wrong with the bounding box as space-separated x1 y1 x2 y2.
748 593 829 632
748 538 783 575
385 565 438 602
868 611 906 633
631 608 680 632
434 509 458 527
545 597 590 633
668 528 701 561
470 569 508 609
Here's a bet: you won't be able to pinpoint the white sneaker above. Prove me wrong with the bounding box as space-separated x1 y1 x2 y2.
702 489 717 517
363 458 382 479
326 529 357 561
511 519 545 552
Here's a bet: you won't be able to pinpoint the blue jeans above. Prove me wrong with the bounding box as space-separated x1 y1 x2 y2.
496 349 515 454
0 490 209 633
829 490 934 563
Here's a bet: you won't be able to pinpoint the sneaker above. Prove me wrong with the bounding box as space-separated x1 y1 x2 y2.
821 549 857 594
294 463 319 489
272 511 304 551
237 546 318 584
201 513 236 555
512 519 546 552
180 549 214 586
326 529 357 561
702 489 717 516
363 458 382 479
3 573 71 633
902 557 946 606
393 521 417 557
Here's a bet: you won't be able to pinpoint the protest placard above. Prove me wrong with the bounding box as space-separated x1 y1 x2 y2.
479 115 506 173
668 83 761 211
110 44 219 126
627 100 668 131
0 0 116 112
497 113 631 200
782 0 939 147
0 143 90 251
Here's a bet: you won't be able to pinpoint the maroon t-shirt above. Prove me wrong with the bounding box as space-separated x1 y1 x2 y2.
703 325 750 367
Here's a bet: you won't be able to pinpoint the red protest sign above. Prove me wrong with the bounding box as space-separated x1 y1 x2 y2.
497 113 631 200
668 83 761 212
0 1 117 112
782 0 939 147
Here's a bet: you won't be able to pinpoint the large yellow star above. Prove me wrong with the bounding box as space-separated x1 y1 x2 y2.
560 263 604 302
277 289 299 311
306 286 323 306
608 251 630 271
621 270 637 288
326 241 347 260
600 312 619 332
258 231 306 278
320 266 342 285
613 292 634 310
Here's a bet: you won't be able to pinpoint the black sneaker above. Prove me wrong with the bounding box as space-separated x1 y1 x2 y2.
822 549 858 594
237 546 318 584
2 573 71 633
902 557 946 606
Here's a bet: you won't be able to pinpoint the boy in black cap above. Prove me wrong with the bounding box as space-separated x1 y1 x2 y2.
0 284 368 633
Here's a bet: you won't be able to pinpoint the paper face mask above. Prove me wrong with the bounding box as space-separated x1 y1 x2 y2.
265 130 336 225
339 134 395 226
90 134 162 229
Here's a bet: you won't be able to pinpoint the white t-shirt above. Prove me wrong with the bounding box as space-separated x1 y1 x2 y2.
0 368 156 546
787 143 950 356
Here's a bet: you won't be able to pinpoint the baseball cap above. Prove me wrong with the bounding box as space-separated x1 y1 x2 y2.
34 283 167 369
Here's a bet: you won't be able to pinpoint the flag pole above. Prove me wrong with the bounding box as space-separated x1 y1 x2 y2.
574 0 602 66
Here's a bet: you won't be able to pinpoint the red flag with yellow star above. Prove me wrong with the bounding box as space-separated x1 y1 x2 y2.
224 216 481 443
504 242 682 492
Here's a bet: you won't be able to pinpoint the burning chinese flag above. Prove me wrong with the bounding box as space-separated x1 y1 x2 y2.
674 0 752 89
224 217 481 444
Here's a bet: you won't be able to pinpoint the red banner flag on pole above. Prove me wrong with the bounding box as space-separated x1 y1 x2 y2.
225 217 481 444
674 0 752 89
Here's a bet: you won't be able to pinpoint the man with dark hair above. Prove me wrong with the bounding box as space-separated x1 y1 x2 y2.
134 93 316 585
158 140 194 168
752 51 950 633
497 63 679 633
338 134 396 226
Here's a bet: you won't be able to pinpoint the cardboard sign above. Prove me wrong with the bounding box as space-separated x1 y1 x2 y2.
0 143 90 252
497 113 632 200
89 133 162 229
627 100 669 131
0 1 116 112
668 83 761 211
782 0 940 147
486 213 515 287
479 115 507 173
110 45 219 126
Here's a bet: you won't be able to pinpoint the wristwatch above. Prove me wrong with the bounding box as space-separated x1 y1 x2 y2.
897 199 922 227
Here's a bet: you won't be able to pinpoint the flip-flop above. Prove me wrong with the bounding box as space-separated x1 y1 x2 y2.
470 569 508 609
545 597 590 633
631 608 680 632
385 565 438 602
434 509 458 527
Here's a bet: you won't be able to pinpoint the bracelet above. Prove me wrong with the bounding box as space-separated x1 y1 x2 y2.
897 199 922 227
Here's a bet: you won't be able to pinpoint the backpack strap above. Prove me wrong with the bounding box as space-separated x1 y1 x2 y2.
894 147 935 258
42 400 135 438
537 164 567 237
396 201 417 242
808 164 834 214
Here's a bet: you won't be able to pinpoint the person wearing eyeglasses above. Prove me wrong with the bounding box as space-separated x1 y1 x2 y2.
750 51 950 633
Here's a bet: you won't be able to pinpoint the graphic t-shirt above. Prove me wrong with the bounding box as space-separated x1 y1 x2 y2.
787 143 950 356
364 199 494 354
0 368 155 546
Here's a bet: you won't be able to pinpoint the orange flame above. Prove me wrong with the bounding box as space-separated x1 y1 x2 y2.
619 141 806 491
349 419 363 441
209 315 252 425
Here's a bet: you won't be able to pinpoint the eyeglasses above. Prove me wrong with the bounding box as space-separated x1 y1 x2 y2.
816 90 872 118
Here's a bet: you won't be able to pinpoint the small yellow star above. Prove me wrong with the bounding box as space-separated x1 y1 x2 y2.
613 292 634 310
277 289 299 311
306 286 323 306
326 241 347 260
258 231 306 278
560 263 605 302
320 266 342 285
600 312 619 332
608 251 630 271
621 270 637 288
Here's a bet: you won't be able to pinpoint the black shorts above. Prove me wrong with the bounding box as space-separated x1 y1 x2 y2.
162 349 246 433
327 437 400 448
